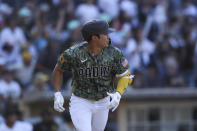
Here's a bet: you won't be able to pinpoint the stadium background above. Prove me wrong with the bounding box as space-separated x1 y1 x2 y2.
0 0 196 131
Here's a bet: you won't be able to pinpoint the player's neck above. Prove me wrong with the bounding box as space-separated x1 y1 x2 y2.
87 42 103 56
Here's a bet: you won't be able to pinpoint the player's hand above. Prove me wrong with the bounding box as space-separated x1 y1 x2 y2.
54 92 65 112
107 92 121 112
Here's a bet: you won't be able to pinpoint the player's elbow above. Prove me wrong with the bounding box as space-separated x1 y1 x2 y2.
52 65 64 81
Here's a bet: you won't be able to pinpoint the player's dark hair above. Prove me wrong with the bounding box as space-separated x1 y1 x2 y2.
82 32 100 42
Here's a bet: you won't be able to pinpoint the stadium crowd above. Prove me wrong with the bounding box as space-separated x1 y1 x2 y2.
0 0 196 130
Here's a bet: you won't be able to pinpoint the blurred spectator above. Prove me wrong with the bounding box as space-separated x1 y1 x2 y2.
0 57 6 79
0 3 13 16
32 29 48 53
34 109 58 131
146 64 161 87
0 38 21 71
0 70 21 99
98 0 119 18
75 0 99 23
168 0 182 16
21 39 38 63
0 93 5 124
120 0 138 19
26 72 50 94
36 40 60 73
52 0 75 25
0 15 26 46
178 24 195 87
182 0 197 17
0 108 33 131
0 109 18 131
132 69 146 88
126 26 155 72
15 51 36 88
60 20 82 52
16 110 33 131
195 40 197 86
163 55 186 87
152 0 167 26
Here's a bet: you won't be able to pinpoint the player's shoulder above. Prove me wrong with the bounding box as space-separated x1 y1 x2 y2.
107 45 122 54
63 41 87 55
105 45 125 60
70 41 87 50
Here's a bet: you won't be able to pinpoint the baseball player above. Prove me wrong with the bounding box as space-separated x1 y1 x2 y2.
52 20 134 131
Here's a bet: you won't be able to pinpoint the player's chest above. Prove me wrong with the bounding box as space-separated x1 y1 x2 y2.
74 52 114 78
75 50 114 67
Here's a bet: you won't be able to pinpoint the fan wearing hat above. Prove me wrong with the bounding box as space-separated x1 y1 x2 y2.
52 20 134 131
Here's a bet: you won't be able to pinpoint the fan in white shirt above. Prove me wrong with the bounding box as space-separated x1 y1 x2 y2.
75 0 99 23
0 70 21 99
0 109 32 131
126 26 155 71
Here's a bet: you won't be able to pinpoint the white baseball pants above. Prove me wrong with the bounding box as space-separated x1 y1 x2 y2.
69 94 110 131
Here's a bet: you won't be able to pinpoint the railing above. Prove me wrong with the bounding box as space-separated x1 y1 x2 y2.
22 88 197 103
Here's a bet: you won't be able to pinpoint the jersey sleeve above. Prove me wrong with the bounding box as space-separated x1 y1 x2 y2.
57 49 73 71
113 48 129 77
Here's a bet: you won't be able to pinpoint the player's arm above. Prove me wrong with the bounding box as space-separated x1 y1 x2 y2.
52 64 64 92
52 49 72 91
107 48 134 112
52 50 72 112
52 64 65 112
116 70 134 95
107 70 134 112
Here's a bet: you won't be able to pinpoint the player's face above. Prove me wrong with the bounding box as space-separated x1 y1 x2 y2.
98 34 110 48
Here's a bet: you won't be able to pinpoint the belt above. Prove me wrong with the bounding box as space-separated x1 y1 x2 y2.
73 93 106 101
87 97 105 101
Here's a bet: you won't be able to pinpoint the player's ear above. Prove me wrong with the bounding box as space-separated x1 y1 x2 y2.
92 34 100 40
92 35 96 40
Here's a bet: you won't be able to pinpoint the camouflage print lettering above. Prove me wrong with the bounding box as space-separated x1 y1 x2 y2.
77 65 113 78
93 66 99 77
79 68 84 76
86 67 91 78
